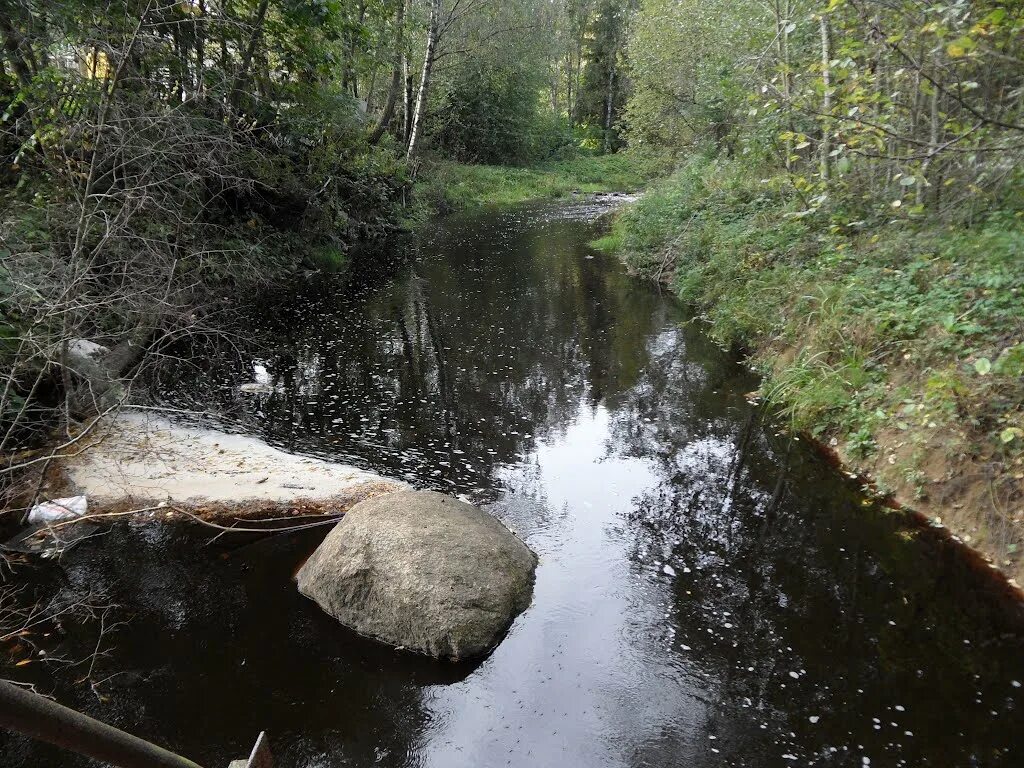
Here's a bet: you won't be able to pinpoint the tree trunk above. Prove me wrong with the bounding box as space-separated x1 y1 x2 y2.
195 0 206 95
230 0 270 111
403 58 413 142
0 16 35 88
369 0 406 145
572 43 583 128
406 0 440 159
602 61 616 153
918 80 939 207
565 52 573 128
172 25 186 101
774 0 793 171
819 14 832 182
345 1 367 99
219 0 230 69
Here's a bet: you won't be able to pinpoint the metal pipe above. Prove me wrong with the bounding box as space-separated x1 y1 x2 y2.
0 679 205 768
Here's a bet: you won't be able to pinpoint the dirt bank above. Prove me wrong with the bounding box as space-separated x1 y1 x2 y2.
830 435 1023 592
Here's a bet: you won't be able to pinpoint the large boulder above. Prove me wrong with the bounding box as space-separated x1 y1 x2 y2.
296 490 537 660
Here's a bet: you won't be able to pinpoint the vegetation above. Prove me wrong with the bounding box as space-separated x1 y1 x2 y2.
0 0 641 490
611 156 1022 463
603 0 1024 573
0 0 409 474
411 152 666 214
2 0 1021 572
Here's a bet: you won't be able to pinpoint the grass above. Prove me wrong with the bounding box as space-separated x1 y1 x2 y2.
605 155 1024 582
410 151 670 218
590 231 623 253
306 244 349 272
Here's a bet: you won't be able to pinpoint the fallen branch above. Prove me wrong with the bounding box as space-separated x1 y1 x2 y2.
42 504 344 539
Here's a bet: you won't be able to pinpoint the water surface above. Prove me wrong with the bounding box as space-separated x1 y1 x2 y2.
3 199 1023 767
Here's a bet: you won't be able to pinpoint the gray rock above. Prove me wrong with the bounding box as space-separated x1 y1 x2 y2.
296 490 537 660
68 338 110 362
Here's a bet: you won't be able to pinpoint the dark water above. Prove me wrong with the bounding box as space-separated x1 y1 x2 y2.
3 200 1024 768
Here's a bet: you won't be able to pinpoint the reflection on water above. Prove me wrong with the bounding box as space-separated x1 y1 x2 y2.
3 199 1023 768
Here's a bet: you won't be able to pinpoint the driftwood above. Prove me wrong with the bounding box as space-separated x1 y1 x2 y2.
63 329 150 417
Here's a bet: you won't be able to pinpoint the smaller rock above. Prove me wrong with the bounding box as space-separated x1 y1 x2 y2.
68 339 110 362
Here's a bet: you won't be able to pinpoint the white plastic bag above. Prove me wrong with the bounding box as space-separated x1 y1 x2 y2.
28 496 88 525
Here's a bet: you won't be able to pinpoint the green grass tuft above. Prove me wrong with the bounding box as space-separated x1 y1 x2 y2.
307 244 349 272
589 232 622 253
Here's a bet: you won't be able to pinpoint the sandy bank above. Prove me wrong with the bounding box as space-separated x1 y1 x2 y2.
56 412 405 512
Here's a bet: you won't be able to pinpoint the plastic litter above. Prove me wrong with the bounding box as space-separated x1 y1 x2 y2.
27 496 88 525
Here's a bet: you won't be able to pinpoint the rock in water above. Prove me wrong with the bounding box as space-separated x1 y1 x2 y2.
296 490 537 660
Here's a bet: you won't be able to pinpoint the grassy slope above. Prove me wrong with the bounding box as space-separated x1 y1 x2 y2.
410 153 668 217
601 156 1024 585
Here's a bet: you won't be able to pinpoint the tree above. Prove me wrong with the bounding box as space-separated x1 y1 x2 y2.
407 0 441 158
0 0 408 479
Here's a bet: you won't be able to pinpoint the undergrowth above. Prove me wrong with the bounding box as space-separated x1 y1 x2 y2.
606 155 1024 576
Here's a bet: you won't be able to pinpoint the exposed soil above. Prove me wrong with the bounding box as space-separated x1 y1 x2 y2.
834 433 1024 591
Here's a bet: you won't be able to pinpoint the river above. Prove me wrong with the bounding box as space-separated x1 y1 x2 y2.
3 198 1023 767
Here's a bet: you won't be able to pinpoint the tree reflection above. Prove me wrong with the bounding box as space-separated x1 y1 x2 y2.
154 203 664 496
610 314 1024 766
145 201 1024 768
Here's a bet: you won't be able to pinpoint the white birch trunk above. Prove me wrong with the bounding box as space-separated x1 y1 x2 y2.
406 0 440 160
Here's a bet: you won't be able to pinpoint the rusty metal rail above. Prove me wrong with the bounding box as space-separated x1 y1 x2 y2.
0 679 225 768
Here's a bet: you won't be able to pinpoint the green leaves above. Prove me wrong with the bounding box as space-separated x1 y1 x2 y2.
1001 428 1023 444
994 344 1024 377
969 345 1024 378
983 9 1007 26
946 36 976 58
